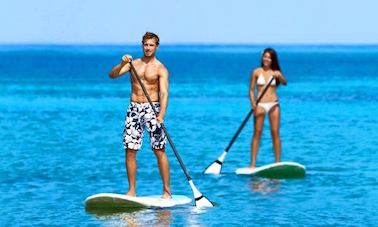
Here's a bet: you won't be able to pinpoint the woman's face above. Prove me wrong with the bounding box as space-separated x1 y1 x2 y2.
262 52 272 68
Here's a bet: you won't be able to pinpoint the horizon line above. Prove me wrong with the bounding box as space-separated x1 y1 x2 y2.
1 42 378 46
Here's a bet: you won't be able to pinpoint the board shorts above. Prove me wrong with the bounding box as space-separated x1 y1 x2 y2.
123 102 166 150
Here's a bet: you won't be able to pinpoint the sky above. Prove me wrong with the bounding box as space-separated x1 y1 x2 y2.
1 0 378 44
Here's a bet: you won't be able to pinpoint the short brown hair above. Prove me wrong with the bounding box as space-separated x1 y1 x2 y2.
142 32 160 46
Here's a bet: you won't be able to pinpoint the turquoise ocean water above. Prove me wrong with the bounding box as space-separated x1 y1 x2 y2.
1 45 377 226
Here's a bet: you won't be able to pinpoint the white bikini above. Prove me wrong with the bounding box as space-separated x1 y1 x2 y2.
256 73 279 113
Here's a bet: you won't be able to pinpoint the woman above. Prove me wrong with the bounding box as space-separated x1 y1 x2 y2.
249 48 287 168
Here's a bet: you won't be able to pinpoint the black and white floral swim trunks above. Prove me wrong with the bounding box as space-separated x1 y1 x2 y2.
123 102 166 150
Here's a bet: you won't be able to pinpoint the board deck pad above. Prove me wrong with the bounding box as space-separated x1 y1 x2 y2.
236 162 306 179
85 193 192 210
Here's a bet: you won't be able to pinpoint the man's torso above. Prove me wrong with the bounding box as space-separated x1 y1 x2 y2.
130 59 162 102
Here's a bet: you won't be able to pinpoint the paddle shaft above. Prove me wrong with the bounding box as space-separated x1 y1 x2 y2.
128 61 192 181
223 76 275 152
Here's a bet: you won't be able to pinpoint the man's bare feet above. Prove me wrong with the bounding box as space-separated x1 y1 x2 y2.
161 191 172 199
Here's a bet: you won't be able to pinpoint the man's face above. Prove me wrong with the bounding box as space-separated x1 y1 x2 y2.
143 38 158 57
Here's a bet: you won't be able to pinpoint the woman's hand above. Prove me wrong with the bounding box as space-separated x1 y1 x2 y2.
273 71 287 85
251 102 257 110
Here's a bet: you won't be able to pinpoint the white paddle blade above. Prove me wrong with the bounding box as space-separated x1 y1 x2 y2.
188 180 214 208
195 196 214 208
204 161 222 174
203 151 227 175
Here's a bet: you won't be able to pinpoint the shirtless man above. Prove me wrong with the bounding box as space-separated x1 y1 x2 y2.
109 32 171 198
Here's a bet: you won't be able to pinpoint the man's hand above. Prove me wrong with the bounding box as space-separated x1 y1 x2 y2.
122 54 133 63
157 115 164 124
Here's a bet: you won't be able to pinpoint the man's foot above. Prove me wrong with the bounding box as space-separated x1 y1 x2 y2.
161 191 172 199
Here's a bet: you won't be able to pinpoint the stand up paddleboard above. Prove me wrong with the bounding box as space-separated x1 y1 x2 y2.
85 193 192 210
236 162 306 179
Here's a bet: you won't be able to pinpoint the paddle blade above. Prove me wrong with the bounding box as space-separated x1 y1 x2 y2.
188 180 214 208
195 196 214 208
203 161 222 174
203 151 227 175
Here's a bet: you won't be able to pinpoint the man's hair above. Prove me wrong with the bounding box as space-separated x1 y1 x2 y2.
142 32 160 46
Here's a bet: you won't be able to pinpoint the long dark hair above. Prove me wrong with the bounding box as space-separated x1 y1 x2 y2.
260 48 281 86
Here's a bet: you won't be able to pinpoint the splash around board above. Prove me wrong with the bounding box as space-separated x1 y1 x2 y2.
85 193 192 210
236 161 306 179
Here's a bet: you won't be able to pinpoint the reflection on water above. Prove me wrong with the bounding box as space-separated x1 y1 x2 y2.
185 206 209 227
249 177 281 195
92 209 173 227
87 205 212 226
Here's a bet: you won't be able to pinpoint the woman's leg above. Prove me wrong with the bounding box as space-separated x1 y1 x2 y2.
250 107 265 168
269 105 281 163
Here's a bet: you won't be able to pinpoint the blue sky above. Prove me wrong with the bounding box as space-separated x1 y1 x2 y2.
1 0 377 44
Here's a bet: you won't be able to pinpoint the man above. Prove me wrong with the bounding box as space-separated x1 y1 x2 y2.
109 32 171 198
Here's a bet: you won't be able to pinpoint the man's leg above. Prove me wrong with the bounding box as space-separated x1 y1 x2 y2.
126 148 137 196
153 148 171 198
123 102 143 196
147 103 170 198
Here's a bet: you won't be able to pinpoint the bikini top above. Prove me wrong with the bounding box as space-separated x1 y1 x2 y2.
256 72 276 86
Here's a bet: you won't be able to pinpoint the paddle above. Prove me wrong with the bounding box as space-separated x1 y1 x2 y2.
204 76 275 174
128 61 214 208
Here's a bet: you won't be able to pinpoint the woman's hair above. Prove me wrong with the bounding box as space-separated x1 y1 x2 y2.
260 48 281 71
261 48 282 86
142 32 160 46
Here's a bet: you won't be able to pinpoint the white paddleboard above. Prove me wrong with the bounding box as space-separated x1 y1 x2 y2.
85 193 192 209
236 161 306 179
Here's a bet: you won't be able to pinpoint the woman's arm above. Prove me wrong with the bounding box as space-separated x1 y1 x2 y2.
275 71 287 85
249 69 258 109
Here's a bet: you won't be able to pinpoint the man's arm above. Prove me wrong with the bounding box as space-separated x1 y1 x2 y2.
109 55 132 79
157 65 169 123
